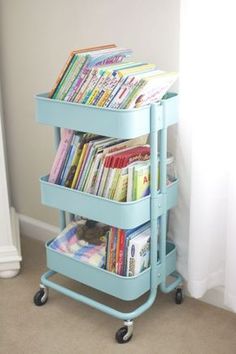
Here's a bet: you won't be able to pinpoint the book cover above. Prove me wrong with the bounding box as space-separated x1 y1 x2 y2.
126 229 151 277
122 222 150 275
106 64 157 109
126 72 178 109
113 172 129 202
48 129 74 184
49 44 116 98
133 162 150 200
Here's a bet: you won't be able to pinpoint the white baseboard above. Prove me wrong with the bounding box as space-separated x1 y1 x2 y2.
18 214 60 243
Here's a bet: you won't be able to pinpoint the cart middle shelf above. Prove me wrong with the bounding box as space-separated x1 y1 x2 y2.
40 175 178 229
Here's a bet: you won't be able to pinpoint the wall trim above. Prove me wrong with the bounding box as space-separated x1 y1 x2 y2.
19 213 60 242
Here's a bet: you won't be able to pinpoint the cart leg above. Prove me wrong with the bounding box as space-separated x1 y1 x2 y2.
175 286 184 304
33 284 49 306
115 320 134 344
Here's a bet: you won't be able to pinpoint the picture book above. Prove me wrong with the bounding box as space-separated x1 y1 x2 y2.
53 55 87 100
82 138 118 193
71 134 99 189
94 62 148 107
78 137 113 191
48 129 74 184
78 61 135 106
133 162 150 200
123 222 150 276
64 47 132 102
126 229 151 277
94 135 148 196
106 64 157 109
49 44 116 98
103 64 156 108
124 72 178 109
60 134 82 186
64 134 86 188
112 171 128 202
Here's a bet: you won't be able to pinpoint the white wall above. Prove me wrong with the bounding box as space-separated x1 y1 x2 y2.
0 0 180 226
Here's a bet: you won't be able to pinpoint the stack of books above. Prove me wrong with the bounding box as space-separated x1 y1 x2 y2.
49 44 177 109
48 130 151 201
48 130 177 201
106 222 152 276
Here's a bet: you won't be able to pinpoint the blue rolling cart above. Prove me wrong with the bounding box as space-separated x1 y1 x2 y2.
34 92 183 343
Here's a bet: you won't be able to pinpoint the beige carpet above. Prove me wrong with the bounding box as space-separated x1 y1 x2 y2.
1 235 236 354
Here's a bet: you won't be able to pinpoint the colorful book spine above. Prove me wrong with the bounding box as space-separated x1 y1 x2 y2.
64 59 90 101
109 76 140 109
52 54 79 99
61 135 81 185
71 143 88 188
49 53 75 98
104 76 128 107
57 56 87 100
87 71 110 105
48 129 74 184
49 43 117 98
117 229 125 275
80 68 105 104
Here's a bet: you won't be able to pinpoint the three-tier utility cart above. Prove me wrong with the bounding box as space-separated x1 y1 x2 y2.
34 92 183 343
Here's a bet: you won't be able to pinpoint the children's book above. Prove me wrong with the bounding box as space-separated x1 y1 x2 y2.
95 62 149 107
102 145 150 198
126 228 151 276
133 162 150 200
71 134 98 188
112 171 128 202
48 129 74 184
54 55 87 100
107 66 158 109
82 138 118 192
94 135 148 196
64 47 132 102
60 134 82 185
103 64 156 108
124 72 178 109
49 44 116 98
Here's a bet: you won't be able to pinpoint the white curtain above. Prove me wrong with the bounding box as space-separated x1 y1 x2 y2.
169 1 236 311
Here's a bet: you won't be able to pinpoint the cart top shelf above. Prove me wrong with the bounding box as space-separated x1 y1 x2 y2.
36 92 178 139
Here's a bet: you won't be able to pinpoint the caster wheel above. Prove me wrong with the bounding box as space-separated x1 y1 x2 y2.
33 288 48 306
175 288 183 305
115 326 133 344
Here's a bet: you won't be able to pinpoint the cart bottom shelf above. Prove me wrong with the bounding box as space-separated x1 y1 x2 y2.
46 240 177 301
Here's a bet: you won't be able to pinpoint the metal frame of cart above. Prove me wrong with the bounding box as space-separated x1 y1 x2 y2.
34 92 183 343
